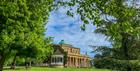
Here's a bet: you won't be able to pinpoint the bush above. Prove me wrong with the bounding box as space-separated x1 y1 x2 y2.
93 58 140 71
113 60 140 71
93 57 114 69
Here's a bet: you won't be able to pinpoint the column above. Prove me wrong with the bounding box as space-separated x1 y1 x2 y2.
71 57 72 67
81 58 82 67
73 57 76 67
74 57 76 67
79 58 81 68
81 58 84 67
69 57 71 67
72 57 74 67
78 58 80 68
76 58 78 67
77 58 79 68
73 57 75 67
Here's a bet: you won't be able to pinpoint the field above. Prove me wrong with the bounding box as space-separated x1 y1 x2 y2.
4 67 110 71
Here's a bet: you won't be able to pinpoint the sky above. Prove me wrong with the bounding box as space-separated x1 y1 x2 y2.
45 7 111 57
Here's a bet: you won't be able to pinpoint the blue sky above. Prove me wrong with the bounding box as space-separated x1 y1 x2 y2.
45 8 111 57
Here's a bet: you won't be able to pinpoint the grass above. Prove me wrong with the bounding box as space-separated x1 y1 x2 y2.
4 67 110 71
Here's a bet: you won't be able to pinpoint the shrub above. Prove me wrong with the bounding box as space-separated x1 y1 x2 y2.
93 57 114 69
113 60 140 71
93 58 140 71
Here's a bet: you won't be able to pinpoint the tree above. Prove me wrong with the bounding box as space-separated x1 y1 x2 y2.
10 37 53 69
57 0 140 70
0 0 54 70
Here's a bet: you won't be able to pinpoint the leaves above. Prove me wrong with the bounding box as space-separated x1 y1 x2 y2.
80 24 86 31
0 0 54 67
66 10 73 17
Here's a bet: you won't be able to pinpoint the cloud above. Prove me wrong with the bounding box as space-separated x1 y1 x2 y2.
45 9 111 57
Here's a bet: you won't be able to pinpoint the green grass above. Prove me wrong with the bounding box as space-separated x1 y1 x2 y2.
4 67 110 71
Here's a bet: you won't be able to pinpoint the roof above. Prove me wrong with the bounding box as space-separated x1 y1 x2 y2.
52 45 65 55
52 44 90 59
61 44 80 49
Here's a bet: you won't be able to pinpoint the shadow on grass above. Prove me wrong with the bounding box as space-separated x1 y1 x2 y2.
4 68 21 70
3 67 29 70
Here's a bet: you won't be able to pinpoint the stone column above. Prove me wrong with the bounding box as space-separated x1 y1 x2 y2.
74 57 76 67
76 58 78 67
69 57 71 67
72 57 74 67
82 58 84 67
78 58 80 68
74 57 75 67
81 58 83 67
79 58 81 67
73 57 75 67
77 58 79 68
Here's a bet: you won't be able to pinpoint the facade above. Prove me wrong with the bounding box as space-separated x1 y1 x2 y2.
48 44 91 68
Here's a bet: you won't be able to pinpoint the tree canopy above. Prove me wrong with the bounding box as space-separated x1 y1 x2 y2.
57 0 140 70
0 0 54 70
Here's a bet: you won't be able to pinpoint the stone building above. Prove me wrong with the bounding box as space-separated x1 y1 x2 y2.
48 44 91 68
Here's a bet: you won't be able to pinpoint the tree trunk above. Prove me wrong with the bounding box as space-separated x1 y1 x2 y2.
0 48 12 71
122 33 129 60
29 61 32 68
121 33 131 71
0 55 7 71
11 54 17 70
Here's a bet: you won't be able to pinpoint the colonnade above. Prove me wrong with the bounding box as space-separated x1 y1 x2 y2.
66 56 90 68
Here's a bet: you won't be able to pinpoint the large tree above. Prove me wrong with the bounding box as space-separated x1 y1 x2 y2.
57 0 140 70
0 0 54 70
10 37 53 69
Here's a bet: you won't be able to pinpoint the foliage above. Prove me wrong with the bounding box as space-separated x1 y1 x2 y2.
57 0 140 70
93 57 114 69
92 46 114 69
112 60 140 71
0 0 54 70
94 57 140 71
92 44 140 71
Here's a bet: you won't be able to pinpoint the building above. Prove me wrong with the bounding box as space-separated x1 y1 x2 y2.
47 44 91 68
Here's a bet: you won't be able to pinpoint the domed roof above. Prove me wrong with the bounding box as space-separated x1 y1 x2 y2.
59 40 65 45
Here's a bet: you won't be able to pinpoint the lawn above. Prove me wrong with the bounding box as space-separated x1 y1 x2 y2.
4 67 110 71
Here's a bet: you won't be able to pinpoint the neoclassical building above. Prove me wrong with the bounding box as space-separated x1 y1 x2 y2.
47 44 91 68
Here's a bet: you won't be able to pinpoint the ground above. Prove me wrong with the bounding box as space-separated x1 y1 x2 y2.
4 67 110 71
